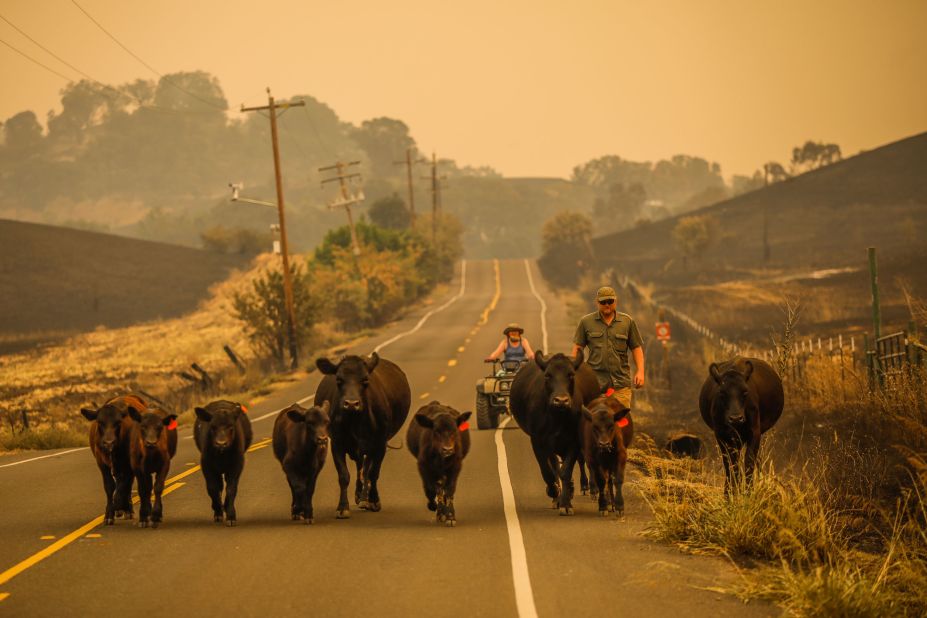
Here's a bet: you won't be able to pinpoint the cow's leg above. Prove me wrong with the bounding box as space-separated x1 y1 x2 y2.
593 465 608 516
577 453 590 495
223 460 245 526
286 469 307 520
332 446 352 519
303 468 320 524
744 431 762 487
99 464 117 525
114 468 134 519
530 438 560 506
151 463 168 528
203 467 224 522
364 443 387 512
418 462 439 512
136 471 152 528
558 450 578 515
359 454 374 509
444 467 461 527
718 439 740 496
615 449 628 515
354 456 365 505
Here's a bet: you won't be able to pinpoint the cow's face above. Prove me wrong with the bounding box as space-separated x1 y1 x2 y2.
316 353 379 413
128 406 176 448
195 403 244 451
286 401 331 447
415 408 471 459
583 400 629 451
709 361 755 428
535 351 583 409
81 404 127 453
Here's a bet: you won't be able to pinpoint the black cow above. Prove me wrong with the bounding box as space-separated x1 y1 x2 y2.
509 351 601 515
699 357 784 493
81 394 146 524
580 396 633 516
272 401 331 524
128 406 178 528
194 400 253 525
406 401 471 527
314 352 411 518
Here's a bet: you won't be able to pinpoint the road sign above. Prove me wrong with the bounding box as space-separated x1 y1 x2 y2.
656 321 671 342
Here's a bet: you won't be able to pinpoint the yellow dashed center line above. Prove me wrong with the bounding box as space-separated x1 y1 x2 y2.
477 259 501 325
447 359 458 367
84 534 102 539
438 375 447 383
0 592 9 602
39 536 55 541
457 346 465 352
419 392 430 400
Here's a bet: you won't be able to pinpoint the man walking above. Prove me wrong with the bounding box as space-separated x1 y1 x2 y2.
571 286 645 409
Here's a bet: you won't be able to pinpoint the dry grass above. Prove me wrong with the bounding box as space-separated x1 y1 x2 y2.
0 254 343 448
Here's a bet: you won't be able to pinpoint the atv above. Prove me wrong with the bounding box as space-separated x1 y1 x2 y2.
475 359 525 430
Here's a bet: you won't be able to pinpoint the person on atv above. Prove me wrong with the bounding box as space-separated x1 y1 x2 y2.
485 323 535 364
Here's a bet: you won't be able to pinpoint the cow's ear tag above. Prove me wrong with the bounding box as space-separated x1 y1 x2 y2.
604 388 615 397
615 418 629 428
167 419 178 431
240 404 249 414
458 422 470 432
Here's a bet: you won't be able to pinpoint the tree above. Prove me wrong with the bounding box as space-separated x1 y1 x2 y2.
593 182 647 227
731 171 764 196
763 161 790 183
538 211 594 288
2 111 43 153
790 141 842 173
672 215 714 269
368 194 411 230
352 117 416 178
232 265 320 367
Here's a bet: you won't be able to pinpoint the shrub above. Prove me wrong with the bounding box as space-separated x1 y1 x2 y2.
538 211 594 288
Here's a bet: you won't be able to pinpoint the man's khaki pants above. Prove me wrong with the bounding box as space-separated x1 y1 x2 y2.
608 387 633 409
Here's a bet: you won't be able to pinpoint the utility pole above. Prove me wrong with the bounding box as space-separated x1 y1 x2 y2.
421 152 447 245
393 147 425 226
319 161 364 270
240 88 304 370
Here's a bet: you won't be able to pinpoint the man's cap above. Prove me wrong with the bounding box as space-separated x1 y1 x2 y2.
503 323 524 335
596 286 617 301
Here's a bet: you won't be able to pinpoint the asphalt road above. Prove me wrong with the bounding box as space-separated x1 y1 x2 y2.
0 259 773 617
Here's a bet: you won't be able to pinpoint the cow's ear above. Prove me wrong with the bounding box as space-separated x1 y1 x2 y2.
582 406 593 420
127 405 143 422
535 351 548 370
709 363 722 384
319 400 331 415
286 408 307 423
365 351 380 373
572 350 584 369
316 357 338 375
612 407 630 422
456 412 472 426
162 414 178 426
80 408 98 421
414 413 434 428
743 360 754 381
194 407 212 422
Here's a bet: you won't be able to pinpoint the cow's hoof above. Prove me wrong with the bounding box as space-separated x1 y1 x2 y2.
114 510 125 518
138 520 148 528
214 515 223 523
124 512 134 520
550 500 559 509
305 518 314 525
599 510 608 517
367 501 381 512
336 509 351 519
427 501 437 511
104 517 115 526
445 519 456 528
226 519 237 527
558 507 574 516
292 514 301 521
151 521 160 529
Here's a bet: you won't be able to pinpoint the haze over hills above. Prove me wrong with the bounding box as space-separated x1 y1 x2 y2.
0 218 248 340
592 131 927 283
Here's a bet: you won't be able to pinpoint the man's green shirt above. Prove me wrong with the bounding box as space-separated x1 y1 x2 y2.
573 311 643 389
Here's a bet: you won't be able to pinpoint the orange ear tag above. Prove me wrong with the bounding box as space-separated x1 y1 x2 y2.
458 422 470 432
616 418 629 428
167 419 178 431
605 388 615 397
240 405 249 414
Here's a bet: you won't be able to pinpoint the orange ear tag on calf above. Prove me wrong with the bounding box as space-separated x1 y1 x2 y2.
458 422 470 432
616 418 629 428
167 419 178 431
241 405 249 413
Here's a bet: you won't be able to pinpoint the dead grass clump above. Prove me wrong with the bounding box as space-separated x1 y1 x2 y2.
0 426 86 450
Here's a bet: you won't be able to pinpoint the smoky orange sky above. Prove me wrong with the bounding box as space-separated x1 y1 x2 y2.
1 0 925 179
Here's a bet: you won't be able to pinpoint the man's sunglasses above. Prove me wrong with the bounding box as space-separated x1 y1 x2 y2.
598 299 615 305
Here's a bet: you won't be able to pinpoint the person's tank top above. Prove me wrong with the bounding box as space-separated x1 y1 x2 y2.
504 340 526 361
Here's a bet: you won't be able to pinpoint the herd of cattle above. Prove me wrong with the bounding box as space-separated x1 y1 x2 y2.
79 349 784 528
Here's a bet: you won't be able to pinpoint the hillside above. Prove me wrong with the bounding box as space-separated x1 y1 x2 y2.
0 219 249 341
591 131 927 283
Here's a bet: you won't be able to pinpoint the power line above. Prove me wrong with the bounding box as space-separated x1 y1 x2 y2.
69 0 227 112
0 36 74 82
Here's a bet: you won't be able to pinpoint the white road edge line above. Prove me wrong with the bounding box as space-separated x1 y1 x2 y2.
373 259 467 354
523 259 548 352
0 448 89 469
495 415 539 618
